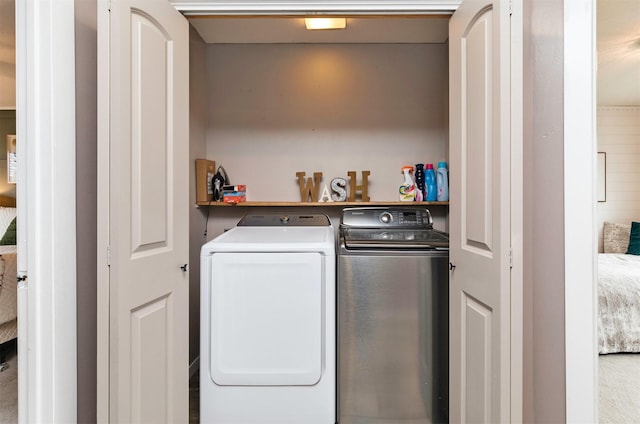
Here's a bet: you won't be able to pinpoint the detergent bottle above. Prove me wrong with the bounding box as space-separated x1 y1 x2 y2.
424 163 437 201
399 166 416 201
436 161 449 201
414 163 425 201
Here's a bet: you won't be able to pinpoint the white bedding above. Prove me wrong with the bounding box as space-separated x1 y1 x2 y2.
598 253 640 354
0 206 17 345
0 246 17 326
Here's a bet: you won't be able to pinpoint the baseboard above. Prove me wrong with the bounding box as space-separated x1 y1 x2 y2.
189 355 200 378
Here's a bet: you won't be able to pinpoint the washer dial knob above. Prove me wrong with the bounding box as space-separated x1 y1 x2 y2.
380 212 393 224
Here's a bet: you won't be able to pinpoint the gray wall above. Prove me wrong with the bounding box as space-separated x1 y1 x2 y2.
202 42 449 241
0 0 16 198
205 43 448 204
75 0 97 422
523 0 566 422
189 26 208 370
0 110 16 197
0 0 15 108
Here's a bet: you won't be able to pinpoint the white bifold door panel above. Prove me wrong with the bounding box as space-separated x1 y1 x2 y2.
449 0 512 422
210 252 323 386
98 0 189 422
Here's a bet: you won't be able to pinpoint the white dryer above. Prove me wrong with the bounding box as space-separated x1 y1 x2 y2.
200 214 336 424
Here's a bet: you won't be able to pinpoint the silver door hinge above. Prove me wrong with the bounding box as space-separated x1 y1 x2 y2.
509 248 513 269
107 245 111 267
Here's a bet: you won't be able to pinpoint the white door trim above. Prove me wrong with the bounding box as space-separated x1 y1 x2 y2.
563 1 597 422
172 0 461 14
96 1 110 421
510 0 524 420
16 0 78 422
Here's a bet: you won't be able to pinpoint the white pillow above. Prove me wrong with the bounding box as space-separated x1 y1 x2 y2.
0 207 17 239
603 222 631 254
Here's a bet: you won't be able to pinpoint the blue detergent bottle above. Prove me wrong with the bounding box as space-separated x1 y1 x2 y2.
424 164 437 201
436 161 449 201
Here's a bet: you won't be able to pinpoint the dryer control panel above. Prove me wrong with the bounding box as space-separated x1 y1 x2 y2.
237 214 331 227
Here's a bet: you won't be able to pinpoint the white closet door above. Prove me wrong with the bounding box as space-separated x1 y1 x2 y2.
210 252 323 386
449 0 513 422
98 0 189 422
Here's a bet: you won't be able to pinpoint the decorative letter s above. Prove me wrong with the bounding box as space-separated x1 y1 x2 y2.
330 178 347 202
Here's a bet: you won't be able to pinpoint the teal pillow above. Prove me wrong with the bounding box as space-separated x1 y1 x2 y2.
0 217 16 245
626 221 640 255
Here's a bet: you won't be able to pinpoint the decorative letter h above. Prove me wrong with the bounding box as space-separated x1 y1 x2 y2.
347 171 370 202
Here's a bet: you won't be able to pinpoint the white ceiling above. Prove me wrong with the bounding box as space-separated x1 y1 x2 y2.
597 0 640 106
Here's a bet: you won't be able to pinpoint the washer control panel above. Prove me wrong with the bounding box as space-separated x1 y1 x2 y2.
238 214 331 226
341 207 433 229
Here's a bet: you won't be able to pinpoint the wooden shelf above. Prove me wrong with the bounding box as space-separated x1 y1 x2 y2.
196 201 449 207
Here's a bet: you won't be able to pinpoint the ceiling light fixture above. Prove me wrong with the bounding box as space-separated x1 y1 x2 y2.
305 17 347 30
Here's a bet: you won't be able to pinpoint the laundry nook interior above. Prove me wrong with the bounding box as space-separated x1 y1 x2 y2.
96 0 525 420
188 13 454 424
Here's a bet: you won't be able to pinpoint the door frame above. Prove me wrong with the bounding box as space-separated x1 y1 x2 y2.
172 0 462 14
97 0 526 421
563 1 597 422
17 0 595 422
16 0 78 422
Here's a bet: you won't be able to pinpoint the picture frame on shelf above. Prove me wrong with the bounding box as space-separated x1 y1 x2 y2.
597 152 606 202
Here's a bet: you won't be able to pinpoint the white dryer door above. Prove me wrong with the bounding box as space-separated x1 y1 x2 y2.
209 252 324 386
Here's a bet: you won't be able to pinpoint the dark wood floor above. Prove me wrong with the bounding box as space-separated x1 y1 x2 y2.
189 372 199 423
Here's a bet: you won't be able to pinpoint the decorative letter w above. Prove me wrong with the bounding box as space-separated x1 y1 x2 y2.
296 172 323 202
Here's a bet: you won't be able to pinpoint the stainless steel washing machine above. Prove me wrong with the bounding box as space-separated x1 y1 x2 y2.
338 207 449 424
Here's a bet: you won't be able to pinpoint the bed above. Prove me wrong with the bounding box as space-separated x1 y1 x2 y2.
0 246 17 345
599 222 640 354
0 196 17 351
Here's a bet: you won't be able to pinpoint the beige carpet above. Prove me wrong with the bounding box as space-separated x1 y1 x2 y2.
0 345 197 424
0 343 197 423
0 341 18 424
600 353 640 423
